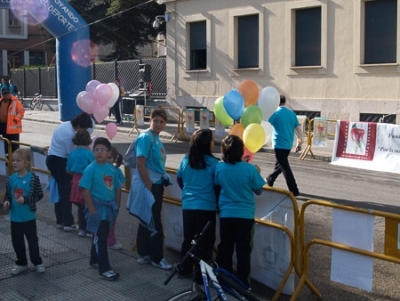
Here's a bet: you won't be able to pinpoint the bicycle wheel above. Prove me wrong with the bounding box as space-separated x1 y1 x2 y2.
216 273 261 301
164 290 193 301
29 97 37 110
38 97 44 110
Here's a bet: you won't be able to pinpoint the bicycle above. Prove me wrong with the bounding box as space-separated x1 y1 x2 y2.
164 222 261 301
29 93 43 110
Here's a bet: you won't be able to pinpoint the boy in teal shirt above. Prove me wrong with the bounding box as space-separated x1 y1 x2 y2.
80 137 122 281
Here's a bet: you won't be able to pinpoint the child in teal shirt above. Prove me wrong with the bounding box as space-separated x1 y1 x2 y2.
80 137 122 281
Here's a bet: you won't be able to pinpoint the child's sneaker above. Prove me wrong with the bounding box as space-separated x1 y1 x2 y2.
86 232 93 238
78 229 86 237
63 225 76 232
137 255 151 264
35 264 45 273
108 243 122 250
10 265 28 275
151 258 172 270
100 270 120 281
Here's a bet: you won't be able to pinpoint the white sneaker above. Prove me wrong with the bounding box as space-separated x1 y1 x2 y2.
137 255 151 264
108 243 122 250
151 258 172 270
10 265 28 275
86 232 93 238
100 270 120 281
35 264 45 273
63 225 76 232
78 230 86 237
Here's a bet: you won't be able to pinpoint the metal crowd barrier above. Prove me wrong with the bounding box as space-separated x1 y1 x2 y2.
292 199 400 300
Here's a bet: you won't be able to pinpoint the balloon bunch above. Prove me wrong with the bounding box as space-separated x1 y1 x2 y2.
213 80 279 154
76 80 120 140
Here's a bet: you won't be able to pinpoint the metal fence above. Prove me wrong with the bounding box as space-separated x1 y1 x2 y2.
11 58 167 99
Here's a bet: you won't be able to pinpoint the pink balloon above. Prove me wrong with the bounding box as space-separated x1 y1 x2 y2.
93 104 109 123
94 83 113 106
79 92 96 114
105 123 118 140
86 80 101 94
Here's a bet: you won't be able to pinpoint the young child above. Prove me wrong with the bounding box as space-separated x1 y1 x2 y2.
214 135 265 288
2 148 45 275
107 147 126 250
66 130 95 237
176 129 219 281
80 137 122 281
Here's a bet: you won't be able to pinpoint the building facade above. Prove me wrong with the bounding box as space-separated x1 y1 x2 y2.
158 0 400 123
0 8 54 79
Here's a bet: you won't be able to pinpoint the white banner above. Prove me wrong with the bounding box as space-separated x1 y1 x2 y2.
331 121 400 173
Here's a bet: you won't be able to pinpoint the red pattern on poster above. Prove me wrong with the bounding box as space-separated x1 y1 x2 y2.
336 121 377 160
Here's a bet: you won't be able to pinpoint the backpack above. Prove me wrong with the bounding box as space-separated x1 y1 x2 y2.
124 129 154 168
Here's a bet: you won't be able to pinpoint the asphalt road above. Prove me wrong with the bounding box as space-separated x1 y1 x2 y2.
18 117 400 300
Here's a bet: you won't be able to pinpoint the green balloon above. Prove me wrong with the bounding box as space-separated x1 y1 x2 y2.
241 105 263 128
213 96 233 126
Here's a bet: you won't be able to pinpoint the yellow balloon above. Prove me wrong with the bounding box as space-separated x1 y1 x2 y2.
243 123 265 153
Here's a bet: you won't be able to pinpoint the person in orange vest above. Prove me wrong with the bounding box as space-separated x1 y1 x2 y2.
0 86 25 155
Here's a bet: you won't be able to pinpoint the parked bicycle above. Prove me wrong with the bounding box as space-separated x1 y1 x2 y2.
164 222 262 301
29 93 43 110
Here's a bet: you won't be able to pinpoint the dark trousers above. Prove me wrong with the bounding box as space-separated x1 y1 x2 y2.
136 184 164 263
46 155 74 226
216 218 254 288
90 220 112 274
11 219 42 266
181 210 216 280
0 123 19 155
76 204 87 231
267 148 299 194
112 98 122 123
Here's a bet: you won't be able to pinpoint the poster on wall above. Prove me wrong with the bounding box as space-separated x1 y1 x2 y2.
199 109 209 129
185 109 195 133
331 121 400 173
313 117 328 147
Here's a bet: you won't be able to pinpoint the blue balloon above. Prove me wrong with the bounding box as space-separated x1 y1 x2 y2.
223 90 245 120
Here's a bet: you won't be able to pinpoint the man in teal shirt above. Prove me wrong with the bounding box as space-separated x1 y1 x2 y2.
266 95 304 196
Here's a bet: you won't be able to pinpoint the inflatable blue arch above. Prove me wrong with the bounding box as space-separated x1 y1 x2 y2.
0 0 90 121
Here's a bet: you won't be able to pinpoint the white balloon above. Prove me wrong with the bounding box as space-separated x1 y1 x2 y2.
76 91 85 109
260 120 273 145
106 83 120 108
258 86 280 120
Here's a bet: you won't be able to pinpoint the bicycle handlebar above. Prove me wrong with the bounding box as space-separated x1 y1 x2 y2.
164 221 212 286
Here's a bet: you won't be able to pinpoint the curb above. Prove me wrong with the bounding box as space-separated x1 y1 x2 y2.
24 115 333 162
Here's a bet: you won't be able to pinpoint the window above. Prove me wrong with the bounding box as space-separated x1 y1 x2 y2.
286 1 327 75
295 7 321 66
238 14 259 68
29 51 45 66
229 7 264 75
189 21 206 70
364 0 397 64
8 11 20 27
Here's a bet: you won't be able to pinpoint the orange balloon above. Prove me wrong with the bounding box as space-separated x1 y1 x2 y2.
238 80 259 107
229 123 245 139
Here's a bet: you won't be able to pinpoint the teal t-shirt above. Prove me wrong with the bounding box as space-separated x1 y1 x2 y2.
268 106 299 150
214 161 265 219
80 161 122 219
9 172 36 222
177 154 219 211
135 130 166 175
66 147 95 174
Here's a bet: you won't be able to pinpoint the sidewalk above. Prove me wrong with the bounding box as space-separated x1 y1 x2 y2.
23 109 334 162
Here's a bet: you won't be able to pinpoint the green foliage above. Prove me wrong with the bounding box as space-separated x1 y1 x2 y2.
69 0 166 60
